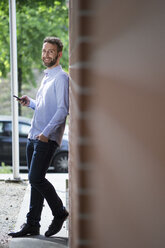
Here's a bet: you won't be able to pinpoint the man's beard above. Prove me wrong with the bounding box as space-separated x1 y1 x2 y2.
43 55 58 67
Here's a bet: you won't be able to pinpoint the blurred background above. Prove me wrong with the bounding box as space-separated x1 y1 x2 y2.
0 0 69 118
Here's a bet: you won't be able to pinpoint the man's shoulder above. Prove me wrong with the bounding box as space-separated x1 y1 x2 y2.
58 69 68 77
56 69 69 81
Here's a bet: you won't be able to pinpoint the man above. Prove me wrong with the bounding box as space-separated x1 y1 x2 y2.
9 37 69 237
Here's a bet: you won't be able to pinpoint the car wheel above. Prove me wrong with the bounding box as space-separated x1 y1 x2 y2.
52 152 68 173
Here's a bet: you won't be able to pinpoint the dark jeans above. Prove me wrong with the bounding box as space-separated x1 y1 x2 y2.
26 139 64 227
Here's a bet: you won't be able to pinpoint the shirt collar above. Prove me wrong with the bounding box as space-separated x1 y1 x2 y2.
44 65 62 76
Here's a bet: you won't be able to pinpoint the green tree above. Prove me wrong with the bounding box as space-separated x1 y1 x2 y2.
0 1 10 78
0 0 68 115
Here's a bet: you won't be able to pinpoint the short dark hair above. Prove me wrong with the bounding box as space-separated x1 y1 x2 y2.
43 37 63 52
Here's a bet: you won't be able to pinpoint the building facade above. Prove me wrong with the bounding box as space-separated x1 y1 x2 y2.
69 0 165 247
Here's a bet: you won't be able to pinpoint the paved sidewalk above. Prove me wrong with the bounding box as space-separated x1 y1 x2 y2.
0 173 69 248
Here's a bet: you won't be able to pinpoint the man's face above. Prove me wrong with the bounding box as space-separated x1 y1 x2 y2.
42 42 59 68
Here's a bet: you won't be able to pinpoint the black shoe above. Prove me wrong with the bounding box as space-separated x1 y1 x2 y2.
45 209 69 237
8 223 40 238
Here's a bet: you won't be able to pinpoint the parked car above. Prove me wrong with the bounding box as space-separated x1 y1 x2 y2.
0 115 68 173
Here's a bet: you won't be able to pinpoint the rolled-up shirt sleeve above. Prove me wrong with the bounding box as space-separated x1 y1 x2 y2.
42 74 69 138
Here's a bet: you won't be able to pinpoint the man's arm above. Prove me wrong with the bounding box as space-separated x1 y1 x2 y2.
19 95 36 110
42 74 69 138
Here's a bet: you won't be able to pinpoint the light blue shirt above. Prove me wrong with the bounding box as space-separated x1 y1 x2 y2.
28 65 69 145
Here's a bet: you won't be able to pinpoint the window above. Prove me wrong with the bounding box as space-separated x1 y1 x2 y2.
0 122 3 134
3 122 12 136
0 121 30 137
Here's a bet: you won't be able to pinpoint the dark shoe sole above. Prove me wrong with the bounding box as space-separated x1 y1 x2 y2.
8 230 40 238
8 232 40 238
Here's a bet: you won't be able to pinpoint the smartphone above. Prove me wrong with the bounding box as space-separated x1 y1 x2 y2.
13 95 22 101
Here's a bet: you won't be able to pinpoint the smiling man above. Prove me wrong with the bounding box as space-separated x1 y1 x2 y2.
8 37 69 238
42 42 59 68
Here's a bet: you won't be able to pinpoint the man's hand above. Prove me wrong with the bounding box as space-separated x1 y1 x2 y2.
19 95 30 107
36 133 49 143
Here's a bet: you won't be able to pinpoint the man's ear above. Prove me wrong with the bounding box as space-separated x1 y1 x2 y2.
58 51 62 58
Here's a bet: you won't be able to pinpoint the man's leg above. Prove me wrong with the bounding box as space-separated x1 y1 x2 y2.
8 139 42 237
26 139 44 227
28 140 65 218
28 139 69 237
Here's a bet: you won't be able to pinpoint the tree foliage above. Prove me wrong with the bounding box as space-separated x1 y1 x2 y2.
0 0 68 90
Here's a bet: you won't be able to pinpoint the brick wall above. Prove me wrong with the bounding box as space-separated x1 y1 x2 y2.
69 0 95 247
69 0 165 248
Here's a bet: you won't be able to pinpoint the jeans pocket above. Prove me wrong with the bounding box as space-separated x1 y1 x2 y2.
36 139 50 152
